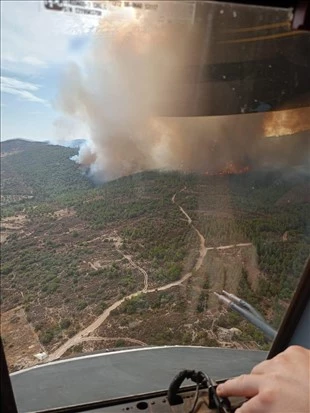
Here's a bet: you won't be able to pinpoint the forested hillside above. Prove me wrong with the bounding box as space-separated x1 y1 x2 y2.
1 139 92 209
1 139 309 371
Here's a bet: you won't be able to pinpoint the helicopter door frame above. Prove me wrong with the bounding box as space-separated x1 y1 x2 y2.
268 258 310 358
1 338 18 413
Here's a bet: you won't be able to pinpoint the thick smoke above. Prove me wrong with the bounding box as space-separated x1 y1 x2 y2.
56 12 309 182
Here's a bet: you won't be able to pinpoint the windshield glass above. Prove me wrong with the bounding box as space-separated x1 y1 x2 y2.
1 1 309 411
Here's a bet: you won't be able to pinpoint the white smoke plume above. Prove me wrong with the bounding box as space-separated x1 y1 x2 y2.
56 9 309 182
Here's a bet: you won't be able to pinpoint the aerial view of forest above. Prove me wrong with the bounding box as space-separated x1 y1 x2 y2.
1 138 309 372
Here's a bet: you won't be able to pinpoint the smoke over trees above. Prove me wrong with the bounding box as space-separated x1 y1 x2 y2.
55 12 310 182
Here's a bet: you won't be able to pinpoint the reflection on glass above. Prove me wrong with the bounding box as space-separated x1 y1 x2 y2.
1 0 309 392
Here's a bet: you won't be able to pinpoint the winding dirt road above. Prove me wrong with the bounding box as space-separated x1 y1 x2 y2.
48 188 251 361
48 290 144 361
121 253 148 292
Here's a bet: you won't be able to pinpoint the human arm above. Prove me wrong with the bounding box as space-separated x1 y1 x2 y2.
216 345 310 413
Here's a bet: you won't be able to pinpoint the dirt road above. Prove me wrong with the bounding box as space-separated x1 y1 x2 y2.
122 253 148 292
48 188 251 361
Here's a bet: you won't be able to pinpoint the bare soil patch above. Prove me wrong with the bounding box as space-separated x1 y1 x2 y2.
1 307 44 372
54 208 76 219
1 214 28 244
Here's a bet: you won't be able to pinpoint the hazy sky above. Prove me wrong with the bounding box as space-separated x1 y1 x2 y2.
1 1 102 142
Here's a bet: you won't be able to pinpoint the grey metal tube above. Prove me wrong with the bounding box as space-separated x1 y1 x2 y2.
239 300 265 321
230 302 277 341
222 290 265 321
214 293 277 341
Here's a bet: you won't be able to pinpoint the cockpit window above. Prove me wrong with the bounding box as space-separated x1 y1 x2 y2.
1 1 309 411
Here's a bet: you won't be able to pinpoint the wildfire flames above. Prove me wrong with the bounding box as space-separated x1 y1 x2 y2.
56 6 310 181
263 107 310 137
205 163 250 176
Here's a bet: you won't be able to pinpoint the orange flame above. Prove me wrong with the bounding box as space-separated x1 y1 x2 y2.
205 163 250 176
263 107 310 137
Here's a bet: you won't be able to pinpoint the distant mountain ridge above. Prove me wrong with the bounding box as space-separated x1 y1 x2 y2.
1 139 49 154
1 138 87 154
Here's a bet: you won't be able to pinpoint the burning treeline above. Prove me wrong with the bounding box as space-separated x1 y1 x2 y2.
56 12 310 181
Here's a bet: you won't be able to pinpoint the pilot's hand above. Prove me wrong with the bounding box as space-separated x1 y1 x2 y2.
216 345 310 413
